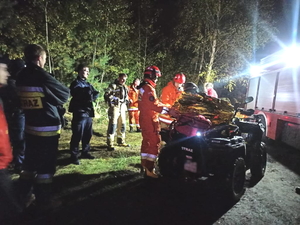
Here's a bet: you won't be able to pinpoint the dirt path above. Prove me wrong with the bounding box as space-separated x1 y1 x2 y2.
215 143 300 225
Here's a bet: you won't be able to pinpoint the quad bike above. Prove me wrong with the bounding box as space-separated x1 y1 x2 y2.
158 97 267 202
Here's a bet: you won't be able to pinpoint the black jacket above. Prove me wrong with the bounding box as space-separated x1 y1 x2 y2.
68 76 99 117
16 62 70 136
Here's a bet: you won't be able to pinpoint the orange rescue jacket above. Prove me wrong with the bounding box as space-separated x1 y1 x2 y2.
160 81 182 107
128 84 139 109
138 79 166 122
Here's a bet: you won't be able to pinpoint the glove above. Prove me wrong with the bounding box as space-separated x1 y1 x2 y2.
110 96 119 106
161 106 169 114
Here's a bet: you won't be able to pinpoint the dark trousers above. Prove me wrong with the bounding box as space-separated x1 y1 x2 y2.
22 134 59 174
7 112 25 167
0 169 22 222
19 134 59 205
70 116 93 158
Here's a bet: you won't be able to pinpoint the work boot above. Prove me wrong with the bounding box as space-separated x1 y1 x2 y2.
107 145 115 151
81 153 95 159
118 143 131 147
25 194 36 208
129 127 134 133
70 156 80 165
136 127 141 132
117 138 130 147
18 173 35 208
144 168 159 179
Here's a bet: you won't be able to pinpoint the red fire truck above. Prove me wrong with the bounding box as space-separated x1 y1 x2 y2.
247 47 300 150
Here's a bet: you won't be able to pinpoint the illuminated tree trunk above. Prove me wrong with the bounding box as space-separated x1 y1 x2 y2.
44 1 52 73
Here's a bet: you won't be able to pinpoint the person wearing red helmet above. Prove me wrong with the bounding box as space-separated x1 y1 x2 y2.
160 73 186 107
138 65 169 178
159 73 186 128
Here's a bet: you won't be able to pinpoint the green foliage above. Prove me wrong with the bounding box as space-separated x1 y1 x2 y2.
0 0 14 29
170 0 277 87
0 0 280 99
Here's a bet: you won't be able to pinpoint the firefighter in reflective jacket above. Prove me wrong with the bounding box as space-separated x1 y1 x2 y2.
128 78 141 133
104 73 130 151
159 73 186 128
16 44 69 208
138 66 169 178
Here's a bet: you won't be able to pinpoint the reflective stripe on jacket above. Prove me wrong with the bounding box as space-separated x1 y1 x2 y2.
16 63 69 136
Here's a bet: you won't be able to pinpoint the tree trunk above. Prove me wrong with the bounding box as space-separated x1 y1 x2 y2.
92 36 98 67
195 49 204 85
44 1 52 73
143 36 147 70
138 4 142 75
205 0 221 82
100 16 109 84
206 31 217 81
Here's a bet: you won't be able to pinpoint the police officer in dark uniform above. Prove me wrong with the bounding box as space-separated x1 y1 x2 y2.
16 44 69 209
69 64 99 165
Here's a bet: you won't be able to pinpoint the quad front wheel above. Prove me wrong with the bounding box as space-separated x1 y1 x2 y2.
225 157 246 202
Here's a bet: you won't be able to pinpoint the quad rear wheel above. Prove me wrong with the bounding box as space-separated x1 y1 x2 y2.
251 142 267 181
158 145 184 178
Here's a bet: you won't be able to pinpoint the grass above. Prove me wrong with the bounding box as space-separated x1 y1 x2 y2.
56 112 143 176
10 111 144 202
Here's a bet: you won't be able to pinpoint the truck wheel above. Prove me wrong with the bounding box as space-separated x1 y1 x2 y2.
250 142 267 181
158 146 183 178
225 157 246 202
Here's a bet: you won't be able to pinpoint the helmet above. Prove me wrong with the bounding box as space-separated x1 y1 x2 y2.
144 65 161 80
184 82 199 94
173 73 186 84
